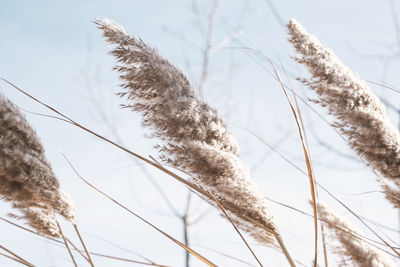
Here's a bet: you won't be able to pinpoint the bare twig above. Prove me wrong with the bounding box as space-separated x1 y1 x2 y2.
198 0 220 98
264 0 285 27
388 0 400 48
182 192 192 267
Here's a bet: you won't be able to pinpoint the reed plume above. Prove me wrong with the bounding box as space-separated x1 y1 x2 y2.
316 201 394 267
287 18 400 208
0 93 75 236
96 18 284 249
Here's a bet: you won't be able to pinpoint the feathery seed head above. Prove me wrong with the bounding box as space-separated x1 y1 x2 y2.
0 93 75 234
288 19 400 208
316 202 394 267
97 18 279 245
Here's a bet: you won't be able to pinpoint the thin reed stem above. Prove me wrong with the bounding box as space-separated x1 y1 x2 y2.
66 238 90 262
268 58 317 267
73 223 95 267
0 245 33 267
55 218 77 267
0 215 169 266
0 252 32 267
273 232 296 267
207 191 263 266
61 153 217 267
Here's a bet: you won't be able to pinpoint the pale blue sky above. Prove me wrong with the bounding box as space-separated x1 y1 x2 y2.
1 1 400 266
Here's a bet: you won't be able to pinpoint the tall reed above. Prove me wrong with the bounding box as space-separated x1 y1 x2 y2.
95 18 294 264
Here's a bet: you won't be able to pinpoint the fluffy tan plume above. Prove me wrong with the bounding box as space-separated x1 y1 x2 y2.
0 93 75 235
95 18 280 246
287 18 400 208
316 202 394 267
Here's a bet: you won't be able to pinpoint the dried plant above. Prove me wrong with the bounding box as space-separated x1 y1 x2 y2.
95 18 292 257
4 13 399 267
316 201 394 267
0 93 75 236
287 18 400 208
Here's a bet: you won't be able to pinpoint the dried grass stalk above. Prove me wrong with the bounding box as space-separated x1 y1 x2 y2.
96 18 280 246
287 18 400 208
0 93 75 236
316 202 394 267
